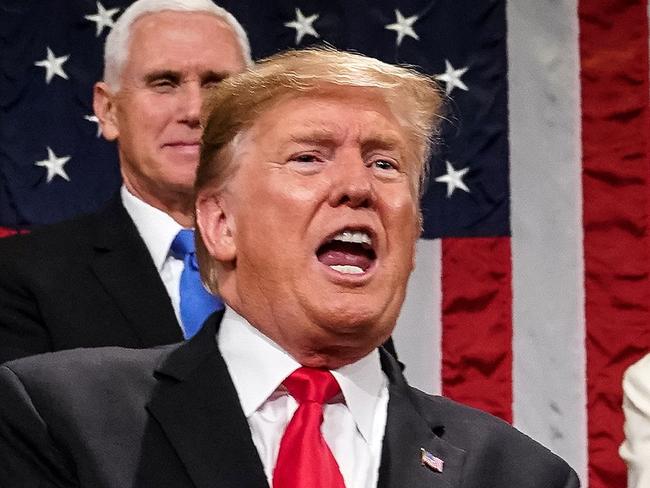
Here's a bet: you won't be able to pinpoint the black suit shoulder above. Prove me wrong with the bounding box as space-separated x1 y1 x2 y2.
0 207 99 264
0 197 181 363
0 345 179 487
0 204 118 362
408 387 579 487
1 344 172 403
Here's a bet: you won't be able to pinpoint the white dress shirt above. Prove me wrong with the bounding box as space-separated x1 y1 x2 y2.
120 186 184 327
620 353 650 488
218 307 389 488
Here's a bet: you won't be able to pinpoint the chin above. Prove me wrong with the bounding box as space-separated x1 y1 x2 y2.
318 295 397 327
288 313 393 369
316 309 393 347
163 178 194 196
316 307 377 332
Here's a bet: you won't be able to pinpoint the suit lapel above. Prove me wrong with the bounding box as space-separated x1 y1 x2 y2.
143 311 464 488
147 314 268 488
377 350 466 488
89 197 181 346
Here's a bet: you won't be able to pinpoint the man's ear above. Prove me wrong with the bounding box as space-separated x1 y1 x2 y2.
196 191 237 262
93 82 119 141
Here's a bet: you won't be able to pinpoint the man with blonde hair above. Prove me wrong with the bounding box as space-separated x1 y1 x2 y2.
0 0 251 362
0 47 579 487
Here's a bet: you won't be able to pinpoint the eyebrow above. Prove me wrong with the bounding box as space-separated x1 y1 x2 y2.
289 131 339 147
361 134 403 152
143 69 232 85
288 129 403 148
199 70 232 83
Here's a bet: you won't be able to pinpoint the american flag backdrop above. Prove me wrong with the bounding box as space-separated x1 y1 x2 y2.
1 0 649 486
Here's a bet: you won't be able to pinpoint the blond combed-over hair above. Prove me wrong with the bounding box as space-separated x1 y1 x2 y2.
195 47 444 294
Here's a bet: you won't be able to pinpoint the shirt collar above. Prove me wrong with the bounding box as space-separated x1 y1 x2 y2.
332 348 386 443
217 306 387 443
120 185 183 270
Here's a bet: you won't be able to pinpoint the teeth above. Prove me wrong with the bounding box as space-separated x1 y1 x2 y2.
331 230 372 246
330 265 364 274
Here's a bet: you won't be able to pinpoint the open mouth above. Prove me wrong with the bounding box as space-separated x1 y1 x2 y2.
316 229 377 275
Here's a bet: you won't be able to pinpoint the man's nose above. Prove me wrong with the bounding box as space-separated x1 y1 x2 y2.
328 156 376 209
178 83 202 128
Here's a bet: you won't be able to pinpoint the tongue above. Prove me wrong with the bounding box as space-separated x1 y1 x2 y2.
318 248 373 271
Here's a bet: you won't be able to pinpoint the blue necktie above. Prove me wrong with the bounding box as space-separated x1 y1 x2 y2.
170 229 223 339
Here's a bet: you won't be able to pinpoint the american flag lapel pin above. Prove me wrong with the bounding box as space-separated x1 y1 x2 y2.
420 448 444 473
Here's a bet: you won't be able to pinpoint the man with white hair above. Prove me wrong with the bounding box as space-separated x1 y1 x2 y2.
0 47 579 488
0 0 251 362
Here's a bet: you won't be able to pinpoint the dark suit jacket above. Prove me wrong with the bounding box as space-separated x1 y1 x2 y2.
0 312 579 488
0 196 183 364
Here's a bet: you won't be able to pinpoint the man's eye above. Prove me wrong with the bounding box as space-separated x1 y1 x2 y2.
202 78 225 89
151 80 176 91
292 153 320 163
372 158 397 171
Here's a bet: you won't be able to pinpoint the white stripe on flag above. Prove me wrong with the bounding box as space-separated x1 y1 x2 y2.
394 238 442 395
507 0 587 485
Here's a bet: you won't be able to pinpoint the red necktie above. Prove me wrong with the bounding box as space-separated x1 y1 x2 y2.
273 367 346 488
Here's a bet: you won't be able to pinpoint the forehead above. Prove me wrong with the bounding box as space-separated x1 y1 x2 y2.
124 11 245 77
250 89 408 145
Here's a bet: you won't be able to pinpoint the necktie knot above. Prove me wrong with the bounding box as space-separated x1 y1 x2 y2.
274 367 346 488
171 229 199 269
171 229 196 258
283 367 341 405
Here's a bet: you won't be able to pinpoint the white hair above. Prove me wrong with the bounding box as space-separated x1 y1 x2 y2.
103 0 253 90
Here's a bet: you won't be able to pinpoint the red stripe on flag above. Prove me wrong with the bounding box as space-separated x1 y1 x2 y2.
579 1 650 486
441 237 512 423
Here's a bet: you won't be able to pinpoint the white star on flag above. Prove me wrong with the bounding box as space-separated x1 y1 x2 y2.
385 9 419 46
435 59 469 96
35 147 71 183
84 1 120 37
84 115 102 137
34 47 69 84
435 160 470 197
284 8 320 45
